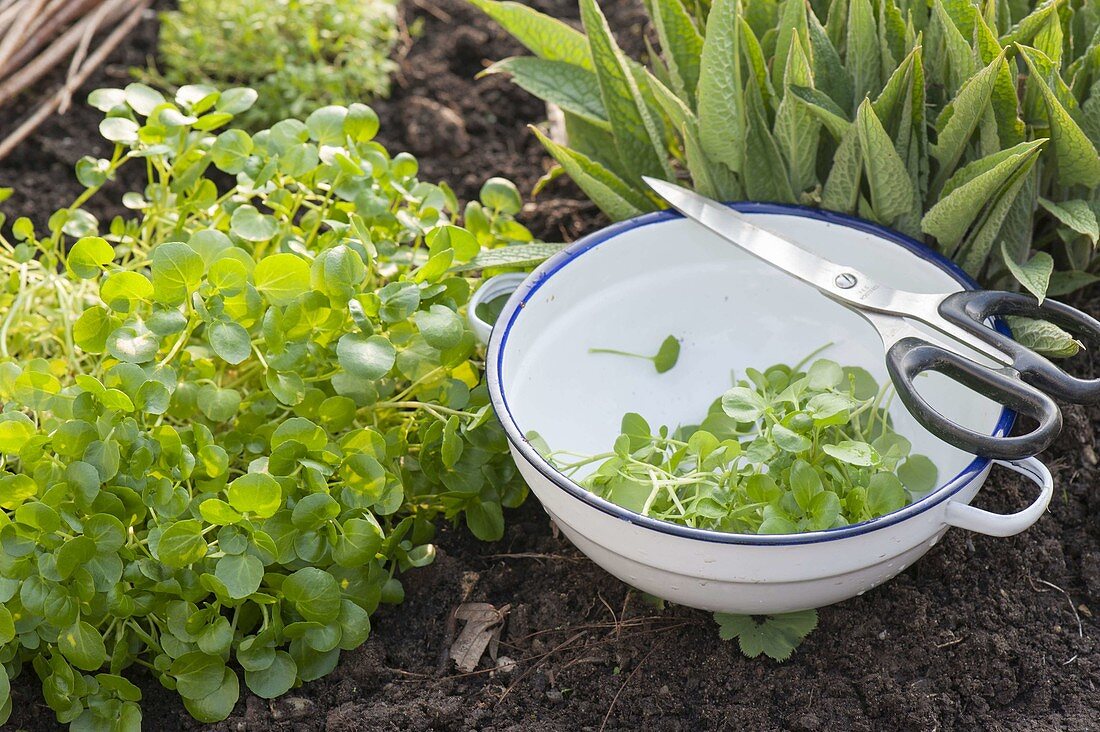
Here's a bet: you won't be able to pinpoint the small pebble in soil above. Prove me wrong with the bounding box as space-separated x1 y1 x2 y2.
495 655 516 675
546 689 563 702
269 696 314 722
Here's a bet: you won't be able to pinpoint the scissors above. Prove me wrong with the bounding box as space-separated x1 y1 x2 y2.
644 177 1100 460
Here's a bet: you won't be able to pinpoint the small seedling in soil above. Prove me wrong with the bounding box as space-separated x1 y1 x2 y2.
714 609 819 661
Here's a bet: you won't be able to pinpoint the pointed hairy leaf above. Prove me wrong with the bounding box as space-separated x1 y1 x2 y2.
856 99 915 222
647 72 742 200
1001 244 1053 302
822 123 862 213
466 0 592 69
1019 46 1100 188
846 0 881 106
450 241 569 273
483 58 607 128
580 0 670 184
774 37 820 193
1000 0 1063 46
789 85 850 140
1038 198 1099 244
807 8 853 112
530 127 653 220
957 151 1041 274
931 49 1006 192
649 0 704 105
742 83 796 203
923 139 1045 250
698 0 744 173
928 0 977 95
772 0 810 92
1005 316 1082 357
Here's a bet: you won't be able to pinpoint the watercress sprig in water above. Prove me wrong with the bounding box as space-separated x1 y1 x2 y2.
535 356 937 534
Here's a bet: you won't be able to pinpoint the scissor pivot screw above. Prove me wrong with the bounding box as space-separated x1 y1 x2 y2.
835 273 858 289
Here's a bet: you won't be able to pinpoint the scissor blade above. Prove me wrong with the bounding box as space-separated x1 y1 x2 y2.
644 177 851 295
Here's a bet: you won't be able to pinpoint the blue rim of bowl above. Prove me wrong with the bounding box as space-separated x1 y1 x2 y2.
485 202 1016 546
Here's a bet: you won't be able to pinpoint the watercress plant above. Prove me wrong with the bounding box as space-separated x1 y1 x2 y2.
536 356 937 533
0 83 539 728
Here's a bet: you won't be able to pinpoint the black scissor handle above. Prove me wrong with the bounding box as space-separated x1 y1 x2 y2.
939 290 1100 405
886 337 1062 459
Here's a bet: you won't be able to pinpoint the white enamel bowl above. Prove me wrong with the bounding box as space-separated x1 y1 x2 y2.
470 204 1053 614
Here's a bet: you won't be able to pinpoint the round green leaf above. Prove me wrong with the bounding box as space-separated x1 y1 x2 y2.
227 473 282 518
59 621 107 671
68 237 114 279
182 667 239 723
158 519 208 568
291 493 340 530
336 333 395 380
215 554 264 599
231 205 278 243
207 320 251 365
282 567 341 623
151 241 203 305
100 271 153 311
244 651 296 699
413 305 464 349
254 253 310 305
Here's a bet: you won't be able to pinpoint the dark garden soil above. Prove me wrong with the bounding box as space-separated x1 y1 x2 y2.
3 0 1100 730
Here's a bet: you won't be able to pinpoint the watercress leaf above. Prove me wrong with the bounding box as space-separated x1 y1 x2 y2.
414 305 464 350
465 500 505 541
227 473 282 518
244 650 296 699
897 454 938 494
182 667 238 723
789 460 823 511
806 359 844 389
653 335 680 373
59 621 107 671
151 241 203 305
215 554 264 599
292 493 340 530
67 236 114 279
157 519 208 568
329 517 383 568
721 387 765 422
253 253 310 305
867 472 908 516
337 333 395 381
821 440 878 466
211 129 254 174
771 423 812 453
207 320 252 364
230 204 279 242
107 321 160 364
283 567 341 623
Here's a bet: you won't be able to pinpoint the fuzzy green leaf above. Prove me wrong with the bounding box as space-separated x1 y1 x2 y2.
1001 244 1054 302
530 126 652 220
579 0 671 183
697 0 744 173
466 0 592 69
483 58 607 128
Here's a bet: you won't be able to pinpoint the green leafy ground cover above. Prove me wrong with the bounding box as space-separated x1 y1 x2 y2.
149 0 400 128
0 83 541 729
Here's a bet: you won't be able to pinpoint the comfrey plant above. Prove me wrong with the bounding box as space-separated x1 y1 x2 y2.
0 84 537 727
471 0 1100 355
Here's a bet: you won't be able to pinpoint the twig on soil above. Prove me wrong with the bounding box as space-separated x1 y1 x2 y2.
599 644 660 732
409 0 451 23
485 552 586 562
1029 576 1084 640
496 630 589 704
0 0 150 162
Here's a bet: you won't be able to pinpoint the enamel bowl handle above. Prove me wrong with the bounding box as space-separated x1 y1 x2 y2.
467 272 527 345
944 456 1053 537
